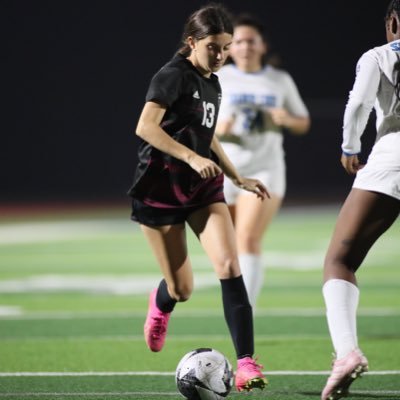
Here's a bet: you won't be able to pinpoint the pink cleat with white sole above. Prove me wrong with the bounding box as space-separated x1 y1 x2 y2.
235 356 268 392
321 348 368 400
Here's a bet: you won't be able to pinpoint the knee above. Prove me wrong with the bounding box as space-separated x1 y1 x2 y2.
215 254 240 279
237 230 261 253
324 254 357 275
169 282 193 302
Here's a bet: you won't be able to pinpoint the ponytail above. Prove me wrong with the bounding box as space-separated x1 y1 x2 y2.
394 55 400 101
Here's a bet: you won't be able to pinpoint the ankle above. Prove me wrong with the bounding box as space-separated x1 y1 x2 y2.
237 356 253 366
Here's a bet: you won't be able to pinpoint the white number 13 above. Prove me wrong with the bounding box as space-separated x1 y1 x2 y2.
201 101 215 128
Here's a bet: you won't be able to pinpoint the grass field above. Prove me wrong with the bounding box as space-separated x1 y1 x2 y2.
0 203 399 400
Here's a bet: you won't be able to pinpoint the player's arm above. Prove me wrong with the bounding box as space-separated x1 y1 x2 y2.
340 153 361 175
269 73 310 135
211 135 269 200
215 118 242 145
136 101 222 179
266 108 310 134
341 51 380 170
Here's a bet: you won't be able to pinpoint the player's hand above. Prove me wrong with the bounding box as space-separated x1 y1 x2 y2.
267 107 291 127
188 154 223 179
233 177 270 200
217 133 242 145
341 153 364 175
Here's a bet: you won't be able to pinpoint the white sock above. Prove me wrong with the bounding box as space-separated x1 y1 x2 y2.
323 279 360 359
238 253 263 308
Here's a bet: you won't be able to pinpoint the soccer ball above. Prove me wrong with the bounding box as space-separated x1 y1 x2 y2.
175 348 234 400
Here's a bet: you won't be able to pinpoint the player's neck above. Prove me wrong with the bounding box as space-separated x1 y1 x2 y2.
186 55 212 78
236 61 263 73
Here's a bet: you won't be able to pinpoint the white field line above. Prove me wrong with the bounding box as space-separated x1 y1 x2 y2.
0 274 217 295
1 272 400 295
0 334 333 342
0 219 131 245
1 370 400 377
1 307 400 319
0 392 178 397
0 216 327 270
0 213 397 276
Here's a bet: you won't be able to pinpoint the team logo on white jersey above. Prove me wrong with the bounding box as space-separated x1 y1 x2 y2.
390 42 400 52
193 90 200 99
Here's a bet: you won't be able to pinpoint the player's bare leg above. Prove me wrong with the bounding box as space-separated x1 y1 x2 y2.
322 189 399 399
188 203 267 392
141 223 193 351
233 193 282 307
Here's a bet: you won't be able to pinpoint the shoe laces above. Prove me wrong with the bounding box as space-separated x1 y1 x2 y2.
238 357 264 372
150 315 167 338
330 352 337 367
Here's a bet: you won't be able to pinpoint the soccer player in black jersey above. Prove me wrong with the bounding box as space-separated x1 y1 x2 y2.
128 4 268 392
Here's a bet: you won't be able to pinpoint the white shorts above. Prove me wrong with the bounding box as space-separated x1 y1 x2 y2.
353 132 400 201
224 162 286 205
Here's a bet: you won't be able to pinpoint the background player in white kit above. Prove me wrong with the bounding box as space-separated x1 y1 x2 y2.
321 1 400 399
216 14 310 308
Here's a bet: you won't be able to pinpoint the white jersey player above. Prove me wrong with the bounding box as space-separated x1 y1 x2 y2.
321 2 400 399
217 60 309 181
342 40 400 197
216 14 310 308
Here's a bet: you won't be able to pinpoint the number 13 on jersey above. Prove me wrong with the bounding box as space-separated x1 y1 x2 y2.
202 101 215 128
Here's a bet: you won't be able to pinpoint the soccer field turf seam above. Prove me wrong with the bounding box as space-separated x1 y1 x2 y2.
1 390 400 398
2 333 400 342
0 392 178 397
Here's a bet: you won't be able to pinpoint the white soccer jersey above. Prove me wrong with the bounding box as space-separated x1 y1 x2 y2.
342 39 400 154
217 64 309 175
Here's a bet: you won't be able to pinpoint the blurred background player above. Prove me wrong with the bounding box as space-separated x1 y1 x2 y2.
216 14 310 308
321 1 400 398
128 4 269 393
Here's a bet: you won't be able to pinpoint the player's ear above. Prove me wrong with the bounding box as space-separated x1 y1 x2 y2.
262 40 268 56
187 36 196 51
390 14 399 35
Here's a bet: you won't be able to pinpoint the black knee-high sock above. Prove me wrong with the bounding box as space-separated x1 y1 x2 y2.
156 279 177 313
220 275 254 359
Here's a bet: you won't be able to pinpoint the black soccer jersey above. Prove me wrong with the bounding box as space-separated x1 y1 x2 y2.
128 54 225 209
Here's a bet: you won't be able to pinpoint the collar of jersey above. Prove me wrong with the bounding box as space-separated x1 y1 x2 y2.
231 64 269 75
176 54 217 81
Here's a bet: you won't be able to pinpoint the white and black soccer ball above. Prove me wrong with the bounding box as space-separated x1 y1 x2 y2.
175 348 234 400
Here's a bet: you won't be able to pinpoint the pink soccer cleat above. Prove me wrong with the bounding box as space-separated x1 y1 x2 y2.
235 356 268 392
321 348 369 400
143 288 171 352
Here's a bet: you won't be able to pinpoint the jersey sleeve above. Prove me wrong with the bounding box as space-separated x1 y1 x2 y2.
218 93 235 122
216 70 235 122
281 72 309 117
341 50 380 155
145 65 183 107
